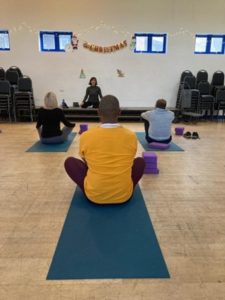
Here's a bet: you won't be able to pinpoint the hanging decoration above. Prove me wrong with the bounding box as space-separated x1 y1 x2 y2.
83 40 127 53
117 69 125 77
129 35 136 50
79 69 86 79
65 33 79 52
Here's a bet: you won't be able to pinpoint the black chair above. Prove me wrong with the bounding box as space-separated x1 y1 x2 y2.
211 70 225 96
215 89 225 120
14 76 35 122
198 81 214 118
176 70 193 110
196 70 208 87
0 80 12 121
0 68 5 80
183 75 196 89
8 66 23 78
180 70 193 84
5 70 19 85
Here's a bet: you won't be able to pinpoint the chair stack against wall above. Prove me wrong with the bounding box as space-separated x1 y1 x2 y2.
176 70 225 120
0 66 35 121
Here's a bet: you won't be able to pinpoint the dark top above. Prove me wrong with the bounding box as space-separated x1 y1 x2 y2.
83 86 103 103
36 107 75 138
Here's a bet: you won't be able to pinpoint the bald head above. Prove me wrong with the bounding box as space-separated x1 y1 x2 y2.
98 95 120 122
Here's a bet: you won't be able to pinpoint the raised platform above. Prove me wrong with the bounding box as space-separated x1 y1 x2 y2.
62 107 180 121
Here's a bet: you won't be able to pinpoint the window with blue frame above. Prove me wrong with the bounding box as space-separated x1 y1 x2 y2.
0 30 10 51
134 33 167 54
39 31 72 52
195 34 225 54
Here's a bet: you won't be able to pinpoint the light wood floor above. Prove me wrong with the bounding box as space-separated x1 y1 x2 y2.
0 121 225 300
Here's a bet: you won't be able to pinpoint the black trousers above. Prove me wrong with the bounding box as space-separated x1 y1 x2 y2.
81 101 99 109
143 119 172 144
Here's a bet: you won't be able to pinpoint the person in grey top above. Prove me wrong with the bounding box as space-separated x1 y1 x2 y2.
141 99 174 144
80 77 103 108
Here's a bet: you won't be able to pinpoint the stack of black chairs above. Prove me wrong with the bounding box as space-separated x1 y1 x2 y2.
176 69 225 120
0 66 35 122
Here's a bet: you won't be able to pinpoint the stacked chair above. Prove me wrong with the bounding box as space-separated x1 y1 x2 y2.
177 69 225 121
14 76 35 122
211 71 224 96
0 66 35 122
215 89 225 120
0 67 5 80
198 81 214 119
0 80 12 121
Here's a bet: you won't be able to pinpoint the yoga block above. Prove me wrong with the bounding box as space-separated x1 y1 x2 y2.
144 168 159 175
142 152 157 159
148 142 170 150
175 127 184 136
79 124 88 134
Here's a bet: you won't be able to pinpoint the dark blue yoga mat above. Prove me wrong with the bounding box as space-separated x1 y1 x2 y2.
47 185 170 280
136 132 184 152
26 133 76 152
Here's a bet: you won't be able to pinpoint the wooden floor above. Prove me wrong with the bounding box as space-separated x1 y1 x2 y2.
0 121 225 300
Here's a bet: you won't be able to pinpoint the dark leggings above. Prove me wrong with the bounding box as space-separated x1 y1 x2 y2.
143 119 172 144
64 157 145 200
81 101 99 108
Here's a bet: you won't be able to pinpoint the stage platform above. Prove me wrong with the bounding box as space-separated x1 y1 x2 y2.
62 107 180 121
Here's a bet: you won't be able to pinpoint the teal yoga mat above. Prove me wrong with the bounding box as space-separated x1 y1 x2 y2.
136 132 184 152
47 185 170 280
26 133 76 152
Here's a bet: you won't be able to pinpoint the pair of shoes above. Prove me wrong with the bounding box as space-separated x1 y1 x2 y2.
183 131 200 139
192 132 200 139
183 131 192 139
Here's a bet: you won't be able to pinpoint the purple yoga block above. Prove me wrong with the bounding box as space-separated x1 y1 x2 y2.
144 158 157 163
175 127 184 135
144 168 159 174
80 124 88 130
148 142 170 150
79 124 88 134
142 152 157 158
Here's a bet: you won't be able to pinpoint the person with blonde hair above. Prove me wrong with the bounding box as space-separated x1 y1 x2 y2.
36 92 75 144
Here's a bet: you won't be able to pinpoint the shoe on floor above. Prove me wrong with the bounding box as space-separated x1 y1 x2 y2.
192 132 200 139
183 131 192 139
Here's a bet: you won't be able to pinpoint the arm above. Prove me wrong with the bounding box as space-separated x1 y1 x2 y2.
83 87 89 102
36 108 43 129
98 87 103 99
60 110 75 127
141 110 152 121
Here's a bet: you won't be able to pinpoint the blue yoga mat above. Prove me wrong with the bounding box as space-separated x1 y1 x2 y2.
47 185 170 280
26 133 76 152
136 132 184 152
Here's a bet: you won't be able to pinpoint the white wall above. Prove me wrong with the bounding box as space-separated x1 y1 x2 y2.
1 0 225 107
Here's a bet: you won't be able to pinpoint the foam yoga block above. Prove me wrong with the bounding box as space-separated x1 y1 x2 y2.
148 142 170 150
175 127 184 136
142 152 159 174
79 124 88 134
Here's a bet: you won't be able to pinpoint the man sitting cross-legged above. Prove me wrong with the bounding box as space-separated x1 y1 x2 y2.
64 95 145 205
141 99 174 144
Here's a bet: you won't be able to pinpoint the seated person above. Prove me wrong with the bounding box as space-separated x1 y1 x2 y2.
36 92 75 144
141 99 174 144
65 95 145 205
80 77 103 108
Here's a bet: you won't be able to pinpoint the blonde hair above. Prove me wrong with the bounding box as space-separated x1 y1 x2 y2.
44 92 58 109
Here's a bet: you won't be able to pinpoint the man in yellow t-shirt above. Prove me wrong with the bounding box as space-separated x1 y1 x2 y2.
64 95 145 204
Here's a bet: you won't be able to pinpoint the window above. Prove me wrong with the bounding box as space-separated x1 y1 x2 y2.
195 34 225 54
39 31 72 52
0 30 10 51
134 33 167 54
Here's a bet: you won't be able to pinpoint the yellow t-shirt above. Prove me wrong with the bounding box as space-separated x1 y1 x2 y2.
79 126 137 204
